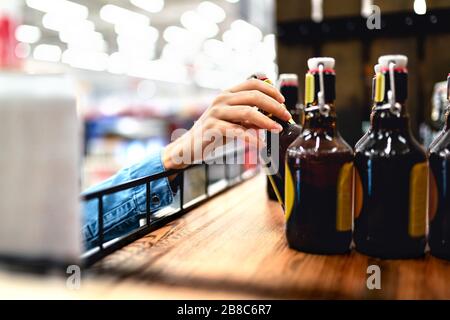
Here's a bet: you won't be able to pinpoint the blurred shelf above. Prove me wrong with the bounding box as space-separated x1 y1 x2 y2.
278 8 450 45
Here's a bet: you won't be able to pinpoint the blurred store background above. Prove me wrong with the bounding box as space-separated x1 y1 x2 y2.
1 0 450 189
0 0 275 188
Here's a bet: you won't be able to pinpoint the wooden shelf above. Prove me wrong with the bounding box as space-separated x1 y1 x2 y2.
1 173 449 299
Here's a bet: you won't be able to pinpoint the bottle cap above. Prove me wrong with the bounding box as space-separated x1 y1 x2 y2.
307 57 335 71
248 72 268 81
279 73 298 87
279 73 298 82
378 55 408 68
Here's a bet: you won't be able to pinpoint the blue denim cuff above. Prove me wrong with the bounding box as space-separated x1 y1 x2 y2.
82 148 175 250
131 149 174 214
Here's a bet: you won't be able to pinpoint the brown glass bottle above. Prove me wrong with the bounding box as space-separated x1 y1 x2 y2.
249 73 302 207
428 74 450 261
354 55 427 259
285 57 353 254
267 74 302 202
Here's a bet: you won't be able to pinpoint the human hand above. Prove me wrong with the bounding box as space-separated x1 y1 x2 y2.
163 78 291 170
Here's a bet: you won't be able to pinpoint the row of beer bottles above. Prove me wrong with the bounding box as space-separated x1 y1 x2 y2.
264 55 450 260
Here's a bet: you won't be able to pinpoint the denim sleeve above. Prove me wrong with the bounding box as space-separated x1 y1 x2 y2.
82 148 175 251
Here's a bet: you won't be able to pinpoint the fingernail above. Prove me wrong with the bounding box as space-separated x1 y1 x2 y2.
280 95 285 103
274 123 283 132
284 110 292 119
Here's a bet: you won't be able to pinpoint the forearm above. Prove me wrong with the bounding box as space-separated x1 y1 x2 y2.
82 147 177 250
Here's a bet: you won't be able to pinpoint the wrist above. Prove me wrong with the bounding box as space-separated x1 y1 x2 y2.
162 140 187 171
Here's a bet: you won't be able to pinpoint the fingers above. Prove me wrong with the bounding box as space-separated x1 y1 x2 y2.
227 79 285 104
213 105 283 131
224 90 292 122
209 119 265 148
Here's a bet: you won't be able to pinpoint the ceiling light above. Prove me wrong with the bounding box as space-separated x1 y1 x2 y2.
197 1 226 23
62 49 109 71
15 25 41 44
130 0 164 13
115 24 159 43
33 44 62 62
100 4 150 26
43 13 95 32
203 39 227 59
163 26 191 44
26 0 88 20
180 10 219 38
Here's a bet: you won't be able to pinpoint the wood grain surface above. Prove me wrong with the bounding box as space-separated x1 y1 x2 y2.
86 173 450 299
1 173 449 299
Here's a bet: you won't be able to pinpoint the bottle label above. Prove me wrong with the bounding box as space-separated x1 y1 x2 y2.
304 73 315 105
409 162 428 237
374 73 385 103
354 167 363 219
285 160 354 232
429 169 438 223
285 162 295 221
336 162 353 231
265 168 284 206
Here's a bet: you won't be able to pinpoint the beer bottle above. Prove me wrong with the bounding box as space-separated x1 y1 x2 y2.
267 73 302 202
279 74 301 125
285 57 353 254
355 64 381 150
249 73 302 207
354 55 427 259
428 74 450 260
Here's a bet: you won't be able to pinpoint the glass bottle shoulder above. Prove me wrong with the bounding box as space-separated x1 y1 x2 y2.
355 129 426 159
287 129 353 157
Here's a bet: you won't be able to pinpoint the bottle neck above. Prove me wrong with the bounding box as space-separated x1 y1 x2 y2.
280 84 299 115
304 102 337 135
370 104 410 132
304 70 337 135
370 68 410 132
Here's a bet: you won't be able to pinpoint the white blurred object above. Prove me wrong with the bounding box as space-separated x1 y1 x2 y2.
100 4 149 26
0 72 81 264
361 0 373 18
130 0 164 13
33 44 62 62
414 0 427 15
307 57 335 70
197 1 226 23
311 0 323 23
181 10 219 38
15 25 41 44
26 0 88 20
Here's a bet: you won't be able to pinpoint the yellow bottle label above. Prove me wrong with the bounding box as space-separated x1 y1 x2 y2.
354 167 363 219
265 168 283 206
285 162 295 221
305 73 315 104
429 169 438 223
409 162 428 237
336 162 354 231
374 73 385 103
